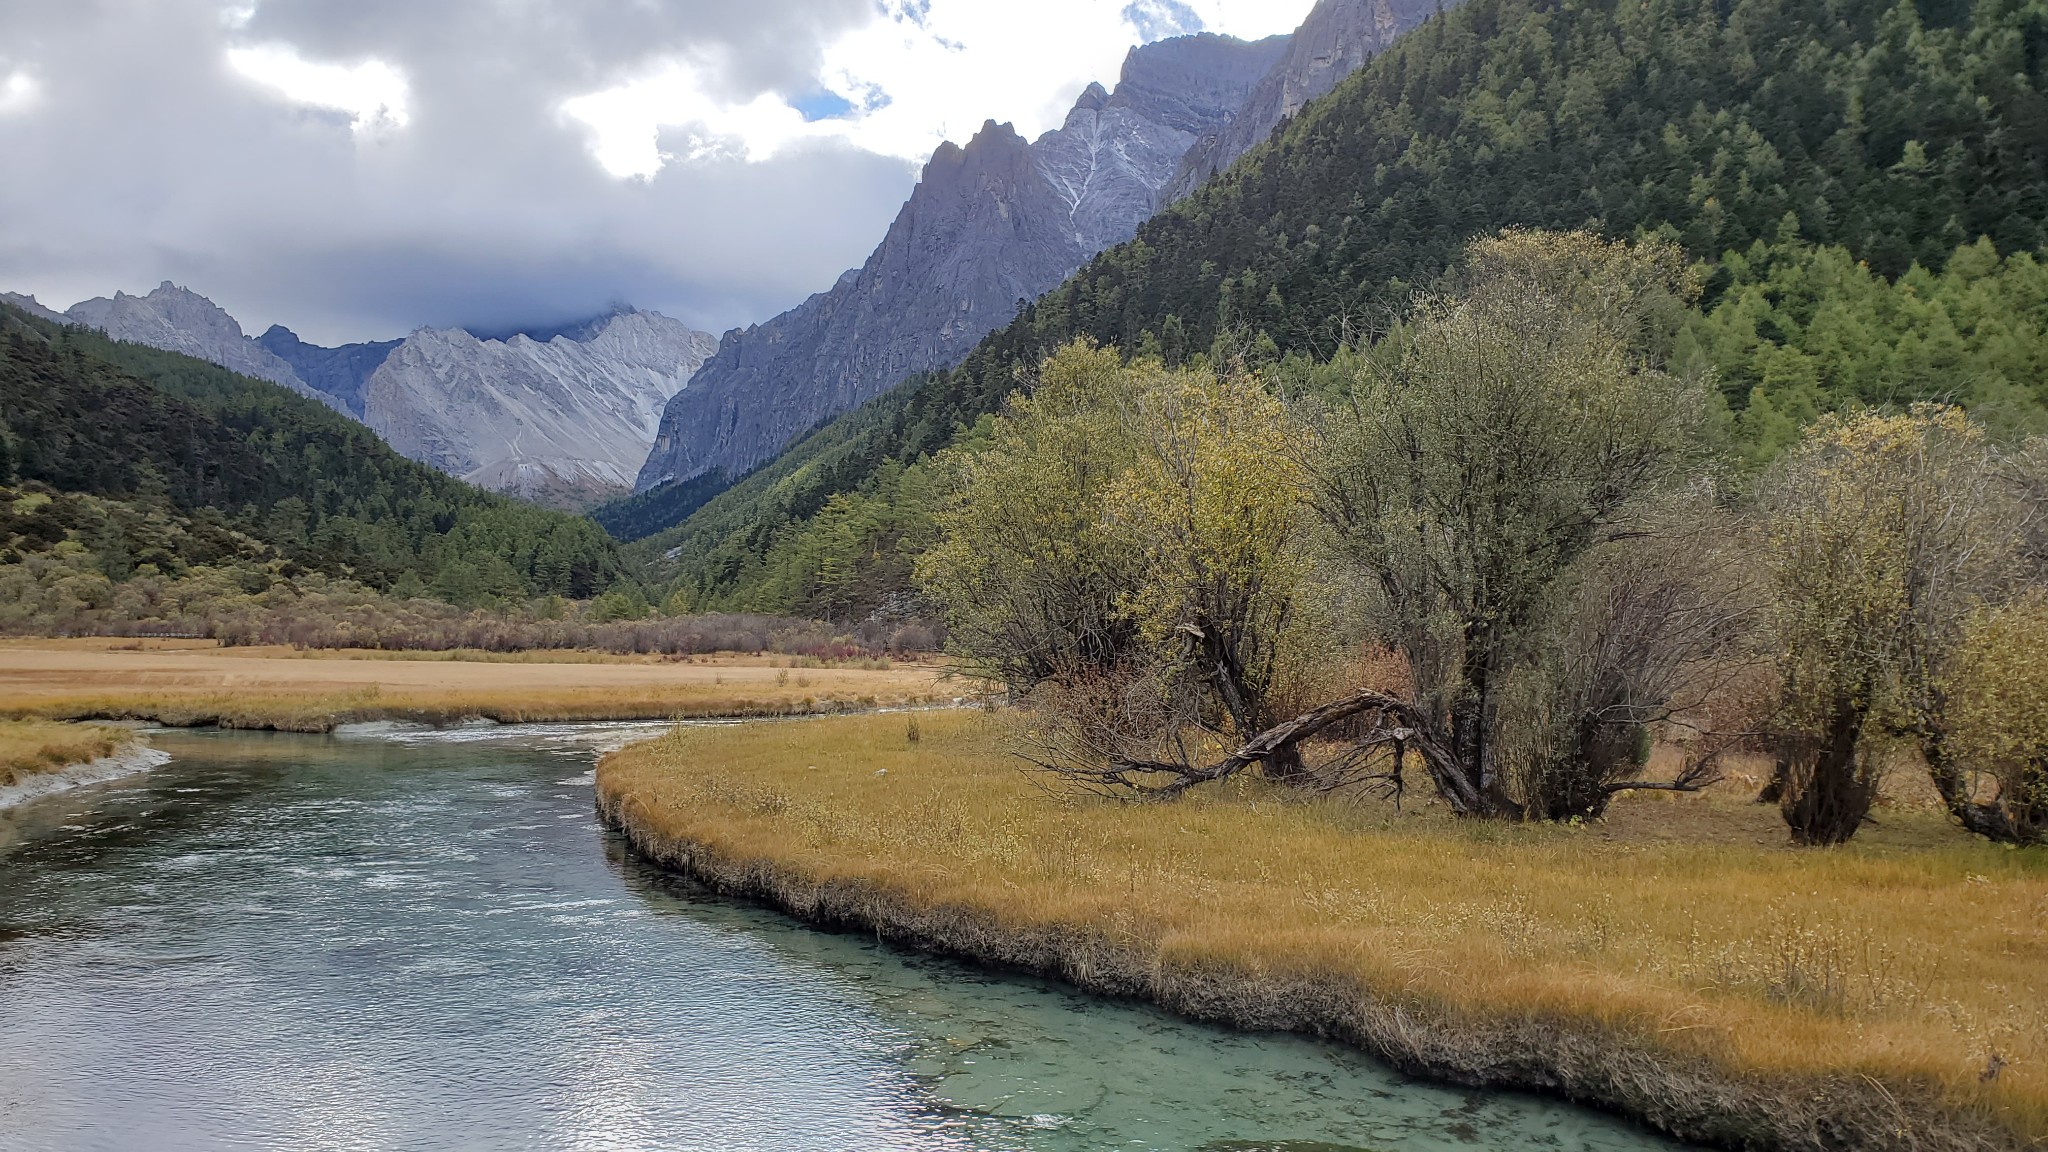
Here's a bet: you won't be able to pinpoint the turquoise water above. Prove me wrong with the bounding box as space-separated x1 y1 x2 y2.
0 723 1691 1152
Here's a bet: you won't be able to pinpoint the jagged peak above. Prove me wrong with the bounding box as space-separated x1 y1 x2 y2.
1073 81 1111 112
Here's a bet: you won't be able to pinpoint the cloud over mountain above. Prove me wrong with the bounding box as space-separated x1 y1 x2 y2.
0 0 1309 345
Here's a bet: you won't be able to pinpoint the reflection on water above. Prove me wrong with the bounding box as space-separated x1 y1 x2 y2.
0 724 1688 1152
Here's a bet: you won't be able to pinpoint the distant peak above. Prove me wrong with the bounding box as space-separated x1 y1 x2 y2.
462 305 639 345
1074 81 1111 112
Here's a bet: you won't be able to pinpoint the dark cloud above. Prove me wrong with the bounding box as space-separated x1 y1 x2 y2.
0 0 916 344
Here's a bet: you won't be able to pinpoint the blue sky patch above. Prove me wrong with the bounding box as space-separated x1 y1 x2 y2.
790 89 857 122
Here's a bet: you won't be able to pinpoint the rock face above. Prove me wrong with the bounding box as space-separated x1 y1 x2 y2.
365 310 717 509
256 325 402 419
0 292 68 325
41 282 352 413
1161 0 1446 204
635 31 1286 492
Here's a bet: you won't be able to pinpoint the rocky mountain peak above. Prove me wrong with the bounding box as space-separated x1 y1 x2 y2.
369 309 716 509
634 30 1293 496
53 282 349 414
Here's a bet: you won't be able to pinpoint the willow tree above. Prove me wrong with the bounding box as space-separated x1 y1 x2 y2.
1305 230 1733 818
917 343 1327 790
1941 595 2048 844
914 342 1141 694
1759 406 2019 844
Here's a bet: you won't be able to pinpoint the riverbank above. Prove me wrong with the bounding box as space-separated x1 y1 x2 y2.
0 720 168 808
0 639 949 732
596 710 2046 1152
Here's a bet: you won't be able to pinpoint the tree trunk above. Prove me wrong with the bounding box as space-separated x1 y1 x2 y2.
1924 732 2039 844
1781 701 1874 845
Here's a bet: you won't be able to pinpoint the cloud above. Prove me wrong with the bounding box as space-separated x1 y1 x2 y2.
227 42 410 132
0 0 1314 346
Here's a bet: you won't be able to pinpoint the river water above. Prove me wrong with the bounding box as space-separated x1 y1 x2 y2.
0 724 1689 1152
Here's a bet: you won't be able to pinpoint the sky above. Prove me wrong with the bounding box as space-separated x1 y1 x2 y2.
0 0 1314 346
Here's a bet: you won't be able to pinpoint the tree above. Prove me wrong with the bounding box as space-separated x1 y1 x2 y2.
1306 230 1724 817
1939 594 2048 844
915 342 1142 694
918 343 1330 792
1759 406 2018 844
1494 495 1759 820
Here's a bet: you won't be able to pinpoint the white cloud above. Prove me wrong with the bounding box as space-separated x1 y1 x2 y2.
560 0 1317 176
0 71 39 115
227 42 410 134
561 62 831 179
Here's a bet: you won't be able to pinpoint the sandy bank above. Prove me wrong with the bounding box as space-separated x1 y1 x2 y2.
595 711 2040 1152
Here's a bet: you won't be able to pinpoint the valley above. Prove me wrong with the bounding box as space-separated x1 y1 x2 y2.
4 0 2048 1147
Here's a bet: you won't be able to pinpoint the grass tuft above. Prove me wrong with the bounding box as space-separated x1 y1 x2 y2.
0 720 136 788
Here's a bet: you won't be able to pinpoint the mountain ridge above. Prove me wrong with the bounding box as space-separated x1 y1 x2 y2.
4 282 714 509
367 310 717 510
633 29 1290 495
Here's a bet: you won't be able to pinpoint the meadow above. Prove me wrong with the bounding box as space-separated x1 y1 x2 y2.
0 639 949 732
599 710 2048 1152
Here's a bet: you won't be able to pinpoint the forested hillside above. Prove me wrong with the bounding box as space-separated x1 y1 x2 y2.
0 304 626 630
621 0 2048 619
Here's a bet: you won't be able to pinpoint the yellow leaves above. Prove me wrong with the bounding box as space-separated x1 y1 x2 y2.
1946 594 2048 793
1764 404 2016 736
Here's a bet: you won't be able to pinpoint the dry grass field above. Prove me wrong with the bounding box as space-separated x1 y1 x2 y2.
0 719 137 788
0 639 952 731
599 710 2048 1150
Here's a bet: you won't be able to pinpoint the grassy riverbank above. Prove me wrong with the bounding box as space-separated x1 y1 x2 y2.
0 720 139 788
597 710 2047 1152
0 640 949 732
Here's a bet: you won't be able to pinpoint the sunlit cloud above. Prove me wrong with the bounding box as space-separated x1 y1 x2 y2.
0 71 39 115
561 61 832 179
227 42 410 134
559 0 1315 178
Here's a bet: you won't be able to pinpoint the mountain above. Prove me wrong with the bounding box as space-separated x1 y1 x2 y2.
632 31 1287 501
628 0 2048 619
255 325 402 418
1161 0 1440 204
365 310 717 510
3 282 715 508
0 302 625 602
0 292 66 325
19 282 352 414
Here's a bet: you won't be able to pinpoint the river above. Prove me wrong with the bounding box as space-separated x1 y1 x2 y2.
0 723 1690 1152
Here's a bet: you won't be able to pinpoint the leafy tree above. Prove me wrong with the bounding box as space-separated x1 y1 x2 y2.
1940 594 2048 843
1759 406 2019 843
1308 231 1723 817
918 343 1327 789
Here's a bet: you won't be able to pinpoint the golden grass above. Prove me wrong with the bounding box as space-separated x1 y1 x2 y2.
599 710 2048 1148
0 719 136 788
0 642 951 732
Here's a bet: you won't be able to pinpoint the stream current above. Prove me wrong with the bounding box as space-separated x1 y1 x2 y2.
0 723 1690 1152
